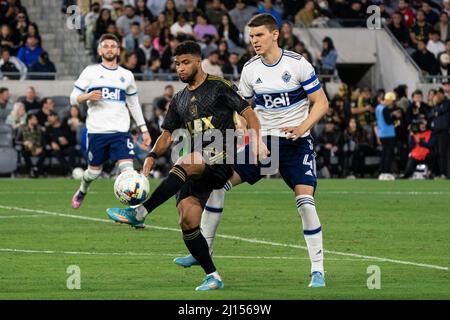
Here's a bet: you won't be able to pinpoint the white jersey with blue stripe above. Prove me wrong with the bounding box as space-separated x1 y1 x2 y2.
238 50 321 137
71 64 144 134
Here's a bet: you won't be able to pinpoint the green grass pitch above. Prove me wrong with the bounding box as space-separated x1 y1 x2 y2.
0 178 449 299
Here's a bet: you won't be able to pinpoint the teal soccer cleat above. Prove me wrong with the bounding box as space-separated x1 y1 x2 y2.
195 275 224 291
174 254 200 268
106 207 145 229
308 271 326 288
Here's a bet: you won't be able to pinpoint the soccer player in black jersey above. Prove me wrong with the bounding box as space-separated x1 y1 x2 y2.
107 41 268 291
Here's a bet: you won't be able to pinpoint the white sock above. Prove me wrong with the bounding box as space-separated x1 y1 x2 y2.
80 168 102 193
207 271 221 281
118 161 134 173
201 187 227 255
135 205 148 221
296 195 324 275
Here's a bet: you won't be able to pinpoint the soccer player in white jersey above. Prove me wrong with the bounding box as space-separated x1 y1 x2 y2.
70 34 151 209
173 14 330 288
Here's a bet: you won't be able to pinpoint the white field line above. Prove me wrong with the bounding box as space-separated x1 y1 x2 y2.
0 248 368 261
0 205 448 271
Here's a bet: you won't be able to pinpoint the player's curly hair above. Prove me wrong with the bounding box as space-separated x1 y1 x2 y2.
174 41 202 58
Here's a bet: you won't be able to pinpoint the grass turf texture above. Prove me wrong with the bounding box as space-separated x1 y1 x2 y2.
0 178 449 299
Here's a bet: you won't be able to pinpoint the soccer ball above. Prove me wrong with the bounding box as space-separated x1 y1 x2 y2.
114 170 150 206
72 167 85 180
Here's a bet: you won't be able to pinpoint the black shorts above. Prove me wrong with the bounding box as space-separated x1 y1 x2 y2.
175 164 233 209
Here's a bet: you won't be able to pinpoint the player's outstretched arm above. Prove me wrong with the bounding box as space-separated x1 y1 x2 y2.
282 88 329 141
240 107 270 160
142 130 173 177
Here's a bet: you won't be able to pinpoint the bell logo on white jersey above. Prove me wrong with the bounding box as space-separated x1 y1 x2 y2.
263 92 291 108
102 88 122 100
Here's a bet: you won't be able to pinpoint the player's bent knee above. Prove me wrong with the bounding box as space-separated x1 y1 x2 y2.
294 184 315 197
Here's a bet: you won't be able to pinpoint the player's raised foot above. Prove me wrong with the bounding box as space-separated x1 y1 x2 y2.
174 254 200 267
106 207 145 229
308 271 326 288
195 275 224 291
71 190 86 209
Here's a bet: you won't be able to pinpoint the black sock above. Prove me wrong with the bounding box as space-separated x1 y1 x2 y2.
143 165 187 213
183 226 216 275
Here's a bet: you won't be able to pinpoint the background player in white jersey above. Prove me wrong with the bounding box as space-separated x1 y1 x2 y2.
70 34 151 209
174 14 330 288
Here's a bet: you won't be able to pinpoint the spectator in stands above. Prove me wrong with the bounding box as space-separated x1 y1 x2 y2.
36 97 54 128
317 117 343 178
13 10 29 42
95 9 114 44
163 0 179 27
21 87 40 112
111 0 125 21
396 0 415 29
16 113 45 178
116 5 144 37
0 46 27 80
330 83 350 130
410 10 433 48
0 24 20 55
160 35 179 72
105 22 122 44
1 0 27 26
182 0 203 27
28 51 56 80
293 40 311 60
444 0 450 18
406 89 429 125
153 26 171 55
63 105 84 147
45 111 77 176
170 13 194 38
122 51 143 79
5 101 26 131
222 52 241 80
401 116 435 179
143 56 162 80
316 36 337 75
422 0 439 26
84 2 100 50
131 126 151 170
136 35 160 68
411 39 437 75
147 0 166 18
295 0 319 27
427 30 445 58
153 84 174 113
343 117 371 178
431 87 450 178
25 22 41 48
17 35 43 68
388 12 411 50
0 87 12 123
193 14 218 42
351 87 375 142
218 13 242 50
435 11 450 43
206 0 227 29
123 21 144 52
135 0 154 22
435 52 450 82
229 0 256 35
217 40 229 65
341 0 366 28
256 0 282 29
201 34 219 57
279 21 299 51
201 50 223 77
375 92 402 179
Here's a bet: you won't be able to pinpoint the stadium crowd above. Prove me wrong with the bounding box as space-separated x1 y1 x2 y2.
1 82 449 180
0 0 57 80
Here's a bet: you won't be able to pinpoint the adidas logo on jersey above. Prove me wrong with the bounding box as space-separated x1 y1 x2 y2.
255 78 262 84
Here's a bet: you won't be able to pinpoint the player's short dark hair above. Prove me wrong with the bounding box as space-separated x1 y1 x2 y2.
98 33 120 45
247 13 279 31
0 87 8 94
174 41 202 58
